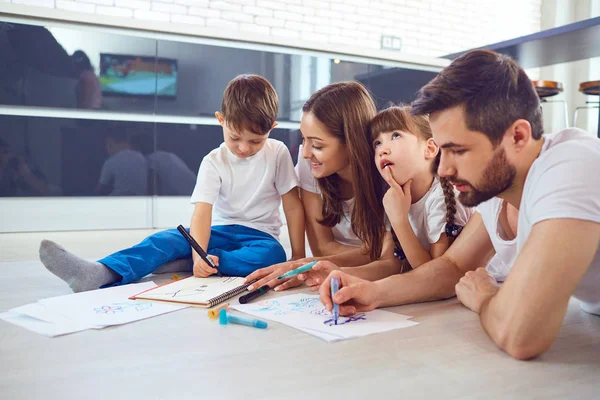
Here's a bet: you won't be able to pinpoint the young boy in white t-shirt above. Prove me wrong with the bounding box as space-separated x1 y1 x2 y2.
39 75 306 292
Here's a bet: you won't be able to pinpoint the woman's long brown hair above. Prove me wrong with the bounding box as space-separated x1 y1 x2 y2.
302 82 385 260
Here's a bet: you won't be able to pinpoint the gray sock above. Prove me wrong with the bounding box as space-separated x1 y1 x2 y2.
39 239 121 293
154 258 192 274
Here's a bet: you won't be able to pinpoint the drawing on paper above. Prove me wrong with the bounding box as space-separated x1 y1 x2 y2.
94 301 153 315
288 297 321 312
323 313 367 326
163 285 209 298
251 300 280 313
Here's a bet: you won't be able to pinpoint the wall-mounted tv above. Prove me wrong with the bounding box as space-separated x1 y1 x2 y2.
99 53 177 98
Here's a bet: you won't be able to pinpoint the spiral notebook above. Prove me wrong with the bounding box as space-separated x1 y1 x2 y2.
129 276 251 307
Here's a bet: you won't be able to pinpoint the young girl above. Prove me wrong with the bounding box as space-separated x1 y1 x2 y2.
296 105 473 287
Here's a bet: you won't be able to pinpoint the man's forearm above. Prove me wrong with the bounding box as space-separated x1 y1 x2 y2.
374 256 464 307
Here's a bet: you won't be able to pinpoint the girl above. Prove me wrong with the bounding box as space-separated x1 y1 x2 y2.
295 105 473 287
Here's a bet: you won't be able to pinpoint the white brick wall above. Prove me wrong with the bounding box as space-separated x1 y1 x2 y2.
5 0 542 57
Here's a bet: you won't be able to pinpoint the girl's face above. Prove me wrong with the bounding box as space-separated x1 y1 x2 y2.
372 130 436 184
300 112 350 179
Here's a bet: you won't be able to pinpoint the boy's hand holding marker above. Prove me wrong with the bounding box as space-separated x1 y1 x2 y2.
319 271 380 317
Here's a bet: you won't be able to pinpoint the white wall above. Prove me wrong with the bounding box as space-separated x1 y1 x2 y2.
538 0 599 136
3 0 542 58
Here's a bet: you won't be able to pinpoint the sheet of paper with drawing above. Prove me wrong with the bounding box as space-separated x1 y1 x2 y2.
232 294 419 342
37 282 187 328
1 282 187 337
130 276 251 307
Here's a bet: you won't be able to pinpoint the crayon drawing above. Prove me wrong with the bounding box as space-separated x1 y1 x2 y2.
233 294 419 342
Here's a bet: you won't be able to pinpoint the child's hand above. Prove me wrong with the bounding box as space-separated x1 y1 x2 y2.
296 260 340 291
245 259 309 291
193 255 219 277
382 167 412 227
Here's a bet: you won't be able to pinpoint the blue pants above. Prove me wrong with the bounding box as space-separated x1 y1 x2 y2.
98 225 287 285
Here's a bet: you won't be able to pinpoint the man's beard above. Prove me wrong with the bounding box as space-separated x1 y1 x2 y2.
451 147 516 207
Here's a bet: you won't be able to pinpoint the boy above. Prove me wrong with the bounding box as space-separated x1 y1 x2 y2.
40 74 305 292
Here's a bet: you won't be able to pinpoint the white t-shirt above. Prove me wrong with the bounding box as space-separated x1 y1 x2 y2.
99 149 148 196
295 154 362 247
147 151 196 196
518 128 600 315
407 177 473 251
190 139 299 240
476 197 517 282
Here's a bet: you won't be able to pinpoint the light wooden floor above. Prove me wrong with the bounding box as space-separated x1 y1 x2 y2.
0 230 599 399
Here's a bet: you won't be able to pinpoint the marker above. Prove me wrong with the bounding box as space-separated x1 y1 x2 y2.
207 303 230 319
331 277 340 325
277 261 317 280
238 285 270 304
219 309 268 329
176 225 222 277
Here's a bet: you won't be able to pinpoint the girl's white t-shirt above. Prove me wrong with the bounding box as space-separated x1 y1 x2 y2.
406 177 473 252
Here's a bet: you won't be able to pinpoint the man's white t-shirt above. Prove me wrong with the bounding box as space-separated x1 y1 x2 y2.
407 177 473 251
99 149 148 196
517 128 600 315
295 155 362 247
476 197 517 282
147 151 196 196
190 139 298 240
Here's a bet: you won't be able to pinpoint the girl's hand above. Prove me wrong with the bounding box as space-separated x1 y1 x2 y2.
381 167 412 227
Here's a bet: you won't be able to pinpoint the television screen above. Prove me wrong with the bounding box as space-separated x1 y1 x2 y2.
99 53 177 98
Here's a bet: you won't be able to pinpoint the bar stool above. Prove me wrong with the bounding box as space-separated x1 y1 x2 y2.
573 80 600 132
531 80 569 129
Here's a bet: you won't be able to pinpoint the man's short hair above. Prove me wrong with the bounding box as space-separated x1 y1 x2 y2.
411 50 543 144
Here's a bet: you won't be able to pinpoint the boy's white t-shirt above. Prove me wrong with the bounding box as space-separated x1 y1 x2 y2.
517 128 600 315
295 155 362 247
190 139 299 240
476 197 517 282
407 177 473 251
99 149 148 196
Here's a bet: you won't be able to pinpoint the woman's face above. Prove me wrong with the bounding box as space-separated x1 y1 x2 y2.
300 112 350 179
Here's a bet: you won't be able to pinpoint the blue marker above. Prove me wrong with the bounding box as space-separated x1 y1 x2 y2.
277 261 317 280
331 277 340 325
219 309 268 329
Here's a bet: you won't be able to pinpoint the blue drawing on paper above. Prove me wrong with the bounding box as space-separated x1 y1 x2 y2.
323 313 367 326
94 301 153 314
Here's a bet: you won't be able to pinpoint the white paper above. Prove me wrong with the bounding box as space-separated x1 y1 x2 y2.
232 294 419 342
37 282 187 327
0 311 90 337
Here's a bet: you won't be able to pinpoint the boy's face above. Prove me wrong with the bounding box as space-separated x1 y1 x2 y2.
216 112 271 158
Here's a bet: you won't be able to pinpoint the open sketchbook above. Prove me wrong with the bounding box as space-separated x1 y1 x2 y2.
129 276 251 307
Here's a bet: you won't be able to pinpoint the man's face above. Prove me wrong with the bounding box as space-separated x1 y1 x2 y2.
429 106 516 207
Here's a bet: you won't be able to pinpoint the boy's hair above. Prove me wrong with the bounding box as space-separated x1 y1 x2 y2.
302 81 384 261
411 49 543 144
369 105 459 272
221 74 279 135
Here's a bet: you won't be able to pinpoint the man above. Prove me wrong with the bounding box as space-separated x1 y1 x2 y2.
319 50 600 360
